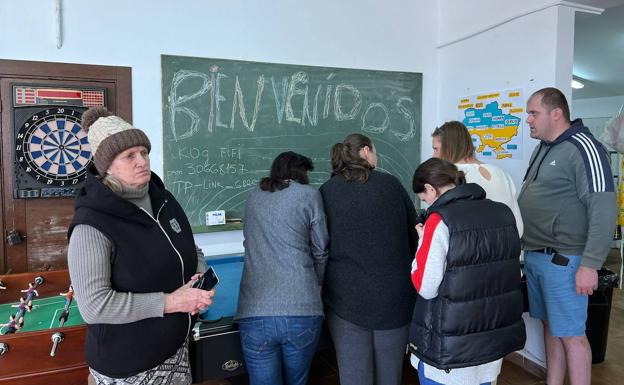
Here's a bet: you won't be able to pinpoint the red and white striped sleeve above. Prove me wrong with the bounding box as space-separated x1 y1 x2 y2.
411 213 449 300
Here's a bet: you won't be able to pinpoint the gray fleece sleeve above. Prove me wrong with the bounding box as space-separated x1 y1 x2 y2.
67 224 165 324
575 156 617 269
309 191 329 285
196 245 207 273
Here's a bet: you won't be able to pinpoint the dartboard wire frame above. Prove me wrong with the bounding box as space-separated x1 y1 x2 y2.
14 107 92 188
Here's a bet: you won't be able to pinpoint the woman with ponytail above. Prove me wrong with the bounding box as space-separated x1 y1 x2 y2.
409 158 525 385
320 133 418 385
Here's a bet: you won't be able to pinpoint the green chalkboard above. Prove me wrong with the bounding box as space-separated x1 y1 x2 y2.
162 55 422 233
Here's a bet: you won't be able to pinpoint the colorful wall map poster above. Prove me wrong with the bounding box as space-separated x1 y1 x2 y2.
457 89 524 160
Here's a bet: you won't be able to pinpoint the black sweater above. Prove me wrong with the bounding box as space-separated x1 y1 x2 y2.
320 170 418 329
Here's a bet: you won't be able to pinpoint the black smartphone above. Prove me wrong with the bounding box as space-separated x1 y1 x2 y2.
192 267 219 291
551 253 569 267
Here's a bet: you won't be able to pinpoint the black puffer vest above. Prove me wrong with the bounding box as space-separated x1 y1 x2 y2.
409 183 526 369
69 170 197 378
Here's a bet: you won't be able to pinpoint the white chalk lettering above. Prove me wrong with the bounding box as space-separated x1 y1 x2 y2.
334 84 362 121
271 76 289 125
323 84 333 119
285 71 308 124
215 73 229 128
220 147 242 159
392 97 415 142
168 70 212 140
303 85 322 127
361 102 389 133
230 75 265 132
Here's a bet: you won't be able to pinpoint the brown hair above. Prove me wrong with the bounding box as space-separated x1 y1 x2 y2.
259 151 313 192
531 87 571 122
412 158 465 194
330 133 374 182
431 121 474 163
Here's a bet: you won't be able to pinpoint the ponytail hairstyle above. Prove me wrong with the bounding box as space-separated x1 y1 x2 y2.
259 151 313 192
412 158 465 194
330 133 374 182
431 121 475 163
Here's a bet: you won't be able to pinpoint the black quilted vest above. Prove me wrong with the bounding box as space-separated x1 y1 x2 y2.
409 183 526 369
69 170 197 378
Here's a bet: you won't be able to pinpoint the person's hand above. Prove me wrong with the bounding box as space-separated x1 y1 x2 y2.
164 280 215 315
189 273 203 285
576 266 598 295
415 223 424 238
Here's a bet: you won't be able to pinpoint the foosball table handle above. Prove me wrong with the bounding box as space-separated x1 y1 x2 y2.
34 276 44 286
50 332 64 357
0 342 8 356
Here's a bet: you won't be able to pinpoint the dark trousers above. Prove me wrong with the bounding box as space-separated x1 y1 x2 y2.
326 309 409 385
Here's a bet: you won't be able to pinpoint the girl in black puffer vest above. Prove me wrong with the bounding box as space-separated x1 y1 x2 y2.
409 158 525 385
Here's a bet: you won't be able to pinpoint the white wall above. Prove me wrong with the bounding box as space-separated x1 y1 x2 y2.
0 0 439 255
436 3 576 189
573 95 624 119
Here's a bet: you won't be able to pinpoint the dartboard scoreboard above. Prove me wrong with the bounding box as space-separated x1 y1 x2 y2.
12 85 107 198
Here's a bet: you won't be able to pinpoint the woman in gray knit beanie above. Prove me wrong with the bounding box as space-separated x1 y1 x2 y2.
67 107 213 385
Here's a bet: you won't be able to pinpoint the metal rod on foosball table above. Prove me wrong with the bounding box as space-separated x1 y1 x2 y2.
50 332 64 357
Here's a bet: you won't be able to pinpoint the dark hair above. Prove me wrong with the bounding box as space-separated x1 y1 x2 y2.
412 158 465 193
330 133 374 182
531 87 571 122
431 121 475 163
259 151 313 192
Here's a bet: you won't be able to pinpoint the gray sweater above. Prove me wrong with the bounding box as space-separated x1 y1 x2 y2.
236 182 329 319
518 120 617 269
68 183 205 324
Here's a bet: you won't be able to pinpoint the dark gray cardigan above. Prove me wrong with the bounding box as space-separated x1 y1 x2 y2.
320 170 418 329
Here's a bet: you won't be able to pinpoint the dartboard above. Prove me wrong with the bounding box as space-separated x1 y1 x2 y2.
15 107 91 187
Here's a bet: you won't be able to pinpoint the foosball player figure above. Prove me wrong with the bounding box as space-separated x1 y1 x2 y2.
21 282 39 301
11 297 32 316
0 314 21 335
60 285 74 307
58 285 74 327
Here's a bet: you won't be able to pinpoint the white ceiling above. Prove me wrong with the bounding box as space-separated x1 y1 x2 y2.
572 0 624 99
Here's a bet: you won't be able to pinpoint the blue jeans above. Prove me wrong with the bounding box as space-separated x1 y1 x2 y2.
417 360 491 385
238 316 323 385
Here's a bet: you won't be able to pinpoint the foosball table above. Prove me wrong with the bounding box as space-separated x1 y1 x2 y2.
0 270 87 385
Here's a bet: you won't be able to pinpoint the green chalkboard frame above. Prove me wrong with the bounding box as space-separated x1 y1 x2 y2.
162 54 422 233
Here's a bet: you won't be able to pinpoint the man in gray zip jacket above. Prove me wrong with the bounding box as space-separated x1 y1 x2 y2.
518 87 616 385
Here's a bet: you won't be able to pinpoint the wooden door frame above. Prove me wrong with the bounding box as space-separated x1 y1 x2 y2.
0 59 132 273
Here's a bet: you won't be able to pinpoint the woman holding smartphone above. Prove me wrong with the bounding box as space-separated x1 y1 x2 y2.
237 151 329 385
68 107 212 385
409 158 525 385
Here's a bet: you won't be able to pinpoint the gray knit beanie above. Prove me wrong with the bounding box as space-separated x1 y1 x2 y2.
81 107 151 176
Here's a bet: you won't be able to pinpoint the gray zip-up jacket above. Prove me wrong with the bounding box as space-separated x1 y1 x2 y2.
237 182 329 319
518 119 617 269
